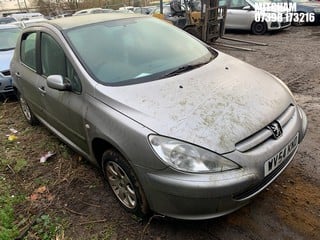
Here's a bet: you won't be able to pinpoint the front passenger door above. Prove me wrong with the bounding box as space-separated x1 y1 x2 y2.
224 0 253 30
39 32 88 153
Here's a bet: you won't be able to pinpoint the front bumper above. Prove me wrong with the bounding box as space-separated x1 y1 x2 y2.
268 20 291 31
138 106 307 220
142 168 256 220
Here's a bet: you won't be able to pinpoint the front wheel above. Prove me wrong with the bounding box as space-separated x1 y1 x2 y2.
251 21 267 35
102 150 149 217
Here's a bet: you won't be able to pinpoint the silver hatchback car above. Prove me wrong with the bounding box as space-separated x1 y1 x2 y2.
11 14 307 220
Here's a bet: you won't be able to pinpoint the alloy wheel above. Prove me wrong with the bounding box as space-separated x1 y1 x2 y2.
106 161 137 209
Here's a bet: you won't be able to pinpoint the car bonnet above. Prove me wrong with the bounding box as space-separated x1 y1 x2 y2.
94 52 295 154
0 49 14 72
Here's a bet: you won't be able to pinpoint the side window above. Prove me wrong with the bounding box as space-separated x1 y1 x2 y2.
229 0 248 8
21 32 37 70
219 0 228 7
41 33 81 93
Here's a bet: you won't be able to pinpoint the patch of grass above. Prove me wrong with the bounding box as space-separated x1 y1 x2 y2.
33 177 50 186
0 156 28 174
82 224 116 240
59 143 73 159
1 135 28 174
0 177 24 240
13 158 28 173
27 214 64 240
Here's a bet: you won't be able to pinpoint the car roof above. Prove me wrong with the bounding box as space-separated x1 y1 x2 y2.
33 13 146 30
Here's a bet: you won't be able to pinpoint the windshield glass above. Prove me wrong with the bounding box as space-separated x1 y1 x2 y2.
0 27 20 51
66 17 215 85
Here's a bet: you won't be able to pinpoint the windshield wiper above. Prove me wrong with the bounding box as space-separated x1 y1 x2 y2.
161 60 211 79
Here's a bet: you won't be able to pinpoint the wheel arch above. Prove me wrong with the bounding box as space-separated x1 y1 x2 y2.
92 137 120 167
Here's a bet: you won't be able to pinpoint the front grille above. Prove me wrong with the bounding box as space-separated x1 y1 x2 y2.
236 104 295 152
1 70 11 76
4 85 13 90
233 147 297 201
281 22 290 26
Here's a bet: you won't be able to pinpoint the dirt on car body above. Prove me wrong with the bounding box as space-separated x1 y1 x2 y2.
0 26 319 240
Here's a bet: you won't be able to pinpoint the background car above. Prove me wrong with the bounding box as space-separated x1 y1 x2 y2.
0 24 20 97
289 0 320 26
133 6 156 14
12 18 49 28
0 17 17 24
73 7 114 15
151 4 187 28
219 0 291 34
11 14 307 220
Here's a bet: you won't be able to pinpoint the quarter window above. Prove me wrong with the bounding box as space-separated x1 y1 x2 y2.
20 32 37 70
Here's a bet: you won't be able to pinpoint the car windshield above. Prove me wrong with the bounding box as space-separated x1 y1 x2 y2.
65 17 215 85
0 27 20 51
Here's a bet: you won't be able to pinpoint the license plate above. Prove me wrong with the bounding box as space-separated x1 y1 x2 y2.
264 133 299 176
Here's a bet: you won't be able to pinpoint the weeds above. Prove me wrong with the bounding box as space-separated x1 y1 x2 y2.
27 214 63 240
0 101 119 239
0 177 23 240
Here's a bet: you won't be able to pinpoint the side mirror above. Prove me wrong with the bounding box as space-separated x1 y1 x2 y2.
47 75 69 91
242 5 251 10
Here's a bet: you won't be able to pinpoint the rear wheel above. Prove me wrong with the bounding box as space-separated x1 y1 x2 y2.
102 150 149 217
251 21 267 35
18 92 38 125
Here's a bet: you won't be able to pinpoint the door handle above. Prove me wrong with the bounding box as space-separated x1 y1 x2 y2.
38 86 46 94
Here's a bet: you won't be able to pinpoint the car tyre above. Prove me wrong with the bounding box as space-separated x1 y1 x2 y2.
102 149 149 218
17 92 38 125
251 21 267 35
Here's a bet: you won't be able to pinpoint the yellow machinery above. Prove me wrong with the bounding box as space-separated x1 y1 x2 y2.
153 0 267 50
183 0 227 43
153 0 227 44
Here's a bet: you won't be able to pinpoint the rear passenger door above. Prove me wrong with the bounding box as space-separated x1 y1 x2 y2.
15 31 46 120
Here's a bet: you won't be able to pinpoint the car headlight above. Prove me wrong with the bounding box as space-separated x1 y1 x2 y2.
148 135 240 173
314 8 320 13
